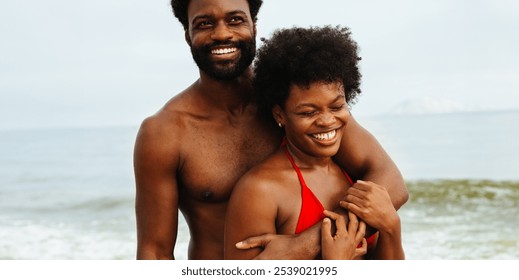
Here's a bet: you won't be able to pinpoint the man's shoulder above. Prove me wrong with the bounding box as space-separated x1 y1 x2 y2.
138 111 182 140
134 98 190 155
139 91 197 134
133 115 179 161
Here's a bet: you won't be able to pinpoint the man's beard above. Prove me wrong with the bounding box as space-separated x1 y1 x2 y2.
190 38 256 80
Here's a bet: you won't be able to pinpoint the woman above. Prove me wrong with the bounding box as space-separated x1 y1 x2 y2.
224 26 403 260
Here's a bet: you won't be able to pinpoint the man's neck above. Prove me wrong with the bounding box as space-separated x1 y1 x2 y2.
195 68 254 115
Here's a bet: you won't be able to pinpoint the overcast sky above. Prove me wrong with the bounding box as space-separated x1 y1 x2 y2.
1 0 518 130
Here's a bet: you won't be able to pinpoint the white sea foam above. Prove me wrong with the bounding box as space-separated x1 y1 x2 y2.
0 217 135 259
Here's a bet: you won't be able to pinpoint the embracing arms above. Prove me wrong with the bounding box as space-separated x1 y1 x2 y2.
340 180 405 259
334 114 408 209
224 174 280 260
235 114 407 259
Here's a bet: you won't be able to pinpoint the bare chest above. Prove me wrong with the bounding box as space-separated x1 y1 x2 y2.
178 120 279 204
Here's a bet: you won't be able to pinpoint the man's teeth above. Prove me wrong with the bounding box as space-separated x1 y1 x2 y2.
211 48 237 55
312 130 336 141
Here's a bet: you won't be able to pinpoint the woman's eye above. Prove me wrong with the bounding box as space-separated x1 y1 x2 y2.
299 111 317 117
331 104 345 111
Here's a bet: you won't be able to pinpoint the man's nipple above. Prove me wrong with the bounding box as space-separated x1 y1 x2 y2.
201 191 213 201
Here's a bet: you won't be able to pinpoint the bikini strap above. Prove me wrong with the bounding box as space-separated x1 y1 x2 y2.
283 143 308 189
283 140 354 185
341 169 354 185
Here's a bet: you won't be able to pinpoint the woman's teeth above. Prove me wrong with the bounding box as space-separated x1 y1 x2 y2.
312 130 336 141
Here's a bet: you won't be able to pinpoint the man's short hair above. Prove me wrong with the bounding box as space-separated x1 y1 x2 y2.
171 0 263 30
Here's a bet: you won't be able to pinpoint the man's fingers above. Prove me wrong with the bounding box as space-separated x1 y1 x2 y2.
340 201 364 219
235 234 274 249
347 186 366 199
352 180 372 191
344 194 365 208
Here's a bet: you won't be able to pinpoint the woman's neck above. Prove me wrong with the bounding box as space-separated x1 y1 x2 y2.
284 140 335 170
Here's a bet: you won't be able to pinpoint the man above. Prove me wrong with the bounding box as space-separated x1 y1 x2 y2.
134 0 408 260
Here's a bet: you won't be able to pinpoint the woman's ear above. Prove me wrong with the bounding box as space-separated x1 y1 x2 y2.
272 105 286 127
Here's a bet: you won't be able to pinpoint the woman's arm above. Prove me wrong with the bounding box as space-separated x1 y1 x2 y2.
224 173 279 260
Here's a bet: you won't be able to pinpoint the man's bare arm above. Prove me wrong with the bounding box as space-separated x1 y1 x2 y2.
236 222 321 260
236 205 349 260
334 114 408 209
341 180 405 259
134 117 180 259
369 218 404 259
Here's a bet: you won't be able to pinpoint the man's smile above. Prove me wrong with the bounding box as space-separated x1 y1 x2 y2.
211 47 238 55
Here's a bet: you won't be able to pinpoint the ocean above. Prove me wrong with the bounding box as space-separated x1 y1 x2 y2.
0 111 518 260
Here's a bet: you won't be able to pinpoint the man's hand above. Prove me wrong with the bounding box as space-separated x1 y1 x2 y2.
321 210 367 260
236 234 310 260
341 180 399 233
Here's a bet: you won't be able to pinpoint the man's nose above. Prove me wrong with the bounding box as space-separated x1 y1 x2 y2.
211 22 233 41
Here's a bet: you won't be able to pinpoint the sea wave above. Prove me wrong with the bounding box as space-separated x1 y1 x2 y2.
406 179 519 203
400 179 519 259
2 179 517 259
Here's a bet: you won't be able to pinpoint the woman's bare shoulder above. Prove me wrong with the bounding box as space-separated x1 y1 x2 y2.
232 151 293 197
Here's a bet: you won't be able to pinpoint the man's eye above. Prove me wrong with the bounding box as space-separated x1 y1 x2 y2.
229 17 244 24
196 21 212 28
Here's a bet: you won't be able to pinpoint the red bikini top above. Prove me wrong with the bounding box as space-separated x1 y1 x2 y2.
282 144 353 234
283 143 377 249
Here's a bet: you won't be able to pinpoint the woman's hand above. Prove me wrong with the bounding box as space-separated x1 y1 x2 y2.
321 210 367 260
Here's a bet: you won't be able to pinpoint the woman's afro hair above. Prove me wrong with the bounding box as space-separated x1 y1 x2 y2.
254 25 362 114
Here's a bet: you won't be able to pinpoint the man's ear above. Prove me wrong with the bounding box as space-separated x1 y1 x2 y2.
185 30 192 46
